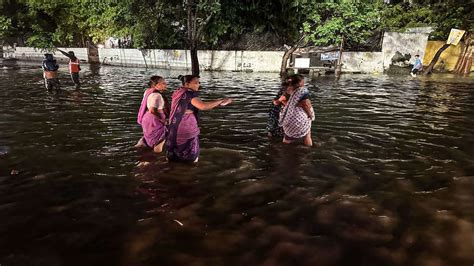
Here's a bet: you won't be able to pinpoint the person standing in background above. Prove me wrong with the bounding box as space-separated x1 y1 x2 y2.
42 53 60 91
57 48 81 88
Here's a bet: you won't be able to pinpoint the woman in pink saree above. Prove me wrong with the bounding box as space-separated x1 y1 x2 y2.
135 76 170 153
166 75 232 163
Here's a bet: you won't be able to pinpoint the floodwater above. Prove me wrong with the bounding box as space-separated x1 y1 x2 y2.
0 62 473 266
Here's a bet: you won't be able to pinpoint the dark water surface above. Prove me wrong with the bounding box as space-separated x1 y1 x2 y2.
0 62 473 266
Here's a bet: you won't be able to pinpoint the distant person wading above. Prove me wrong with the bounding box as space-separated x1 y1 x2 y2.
41 53 60 91
57 48 81 88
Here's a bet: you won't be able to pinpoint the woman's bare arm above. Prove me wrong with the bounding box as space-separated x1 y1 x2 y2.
191 97 231 110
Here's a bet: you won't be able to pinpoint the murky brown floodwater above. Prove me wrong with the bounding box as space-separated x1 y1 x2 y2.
0 61 473 266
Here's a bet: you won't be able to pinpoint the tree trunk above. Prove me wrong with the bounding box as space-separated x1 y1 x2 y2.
190 46 199 76
280 46 298 76
335 37 344 77
453 44 466 71
86 40 100 64
187 0 199 76
140 49 149 69
279 33 309 76
424 43 450 75
454 33 472 75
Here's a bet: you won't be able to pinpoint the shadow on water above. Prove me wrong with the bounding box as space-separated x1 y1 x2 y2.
0 62 473 266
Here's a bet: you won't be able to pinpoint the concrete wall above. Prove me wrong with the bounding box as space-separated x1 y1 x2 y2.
382 32 429 70
2 30 439 74
423 41 473 72
341 52 383 73
99 48 284 72
98 49 186 69
6 47 89 63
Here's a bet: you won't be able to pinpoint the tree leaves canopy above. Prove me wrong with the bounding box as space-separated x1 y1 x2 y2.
0 0 471 49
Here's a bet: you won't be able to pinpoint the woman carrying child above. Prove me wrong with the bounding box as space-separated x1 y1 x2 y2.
278 74 315 147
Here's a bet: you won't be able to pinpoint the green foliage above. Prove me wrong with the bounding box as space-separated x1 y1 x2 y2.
0 15 12 38
25 33 53 48
427 4 469 40
0 0 472 48
301 1 381 48
119 0 186 49
380 1 473 40
195 0 223 46
380 3 434 30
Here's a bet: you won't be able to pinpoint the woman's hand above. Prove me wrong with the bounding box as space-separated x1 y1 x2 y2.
220 98 232 106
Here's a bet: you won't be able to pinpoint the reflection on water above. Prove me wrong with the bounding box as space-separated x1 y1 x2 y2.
0 62 473 266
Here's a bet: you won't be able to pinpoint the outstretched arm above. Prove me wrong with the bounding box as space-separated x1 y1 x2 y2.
191 97 232 110
57 48 73 59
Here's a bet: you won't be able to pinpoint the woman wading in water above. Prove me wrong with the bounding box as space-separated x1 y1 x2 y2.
166 75 232 163
279 74 315 146
136 76 170 153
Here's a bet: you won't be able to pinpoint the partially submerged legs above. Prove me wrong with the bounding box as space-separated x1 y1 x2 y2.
153 140 165 153
71 73 80 88
134 137 147 148
135 137 166 154
303 132 313 147
283 132 313 147
45 78 60 91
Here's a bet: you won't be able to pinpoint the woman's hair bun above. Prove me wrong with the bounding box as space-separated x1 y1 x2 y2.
177 75 184 81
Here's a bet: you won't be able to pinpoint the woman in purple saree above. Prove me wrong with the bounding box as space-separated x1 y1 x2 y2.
167 75 232 163
136 76 170 153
